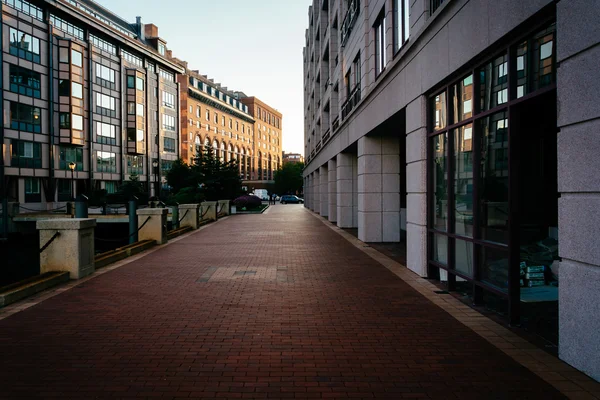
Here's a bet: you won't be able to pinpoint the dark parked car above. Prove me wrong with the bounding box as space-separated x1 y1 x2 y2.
280 195 304 204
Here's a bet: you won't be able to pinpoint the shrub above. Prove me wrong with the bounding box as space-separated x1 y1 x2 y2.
233 195 262 209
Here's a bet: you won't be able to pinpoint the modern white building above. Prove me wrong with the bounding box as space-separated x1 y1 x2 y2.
303 0 599 381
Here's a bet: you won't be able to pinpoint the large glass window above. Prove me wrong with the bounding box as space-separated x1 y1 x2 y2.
95 93 116 117
11 140 41 168
95 64 116 89
96 151 116 173
163 137 176 153
9 27 41 63
453 123 473 237
9 102 41 133
127 155 144 175
479 54 508 111
162 91 175 108
59 146 83 171
162 114 176 131
96 122 117 145
24 178 41 202
57 179 72 202
72 82 83 99
71 49 83 67
374 11 386 77
432 133 448 231
394 0 410 52
9 64 41 98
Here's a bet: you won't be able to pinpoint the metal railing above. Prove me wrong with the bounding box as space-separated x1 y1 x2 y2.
341 85 361 120
341 0 360 46
323 128 331 143
431 0 446 14
332 116 340 132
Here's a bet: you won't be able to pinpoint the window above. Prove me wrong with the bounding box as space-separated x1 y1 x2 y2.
9 102 41 133
104 181 117 194
59 146 83 171
95 63 116 89
49 14 84 40
162 91 175 108
95 93 116 117
159 68 175 82
59 112 70 129
96 122 117 145
96 151 116 173
161 160 173 172
90 34 116 55
430 0 446 15
375 10 386 76
136 77 144 91
229 119 233 129
72 114 83 130
196 107 201 118
72 82 83 99
71 50 83 67
136 104 144 117
127 102 136 115
162 114 176 131
214 113 218 123
122 50 143 67
189 105 193 113
11 140 41 168
127 76 135 89
9 64 41 98
394 0 410 51
127 155 144 175
3 0 44 20
57 179 72 202
9 28 41 63
222 116 225 126
24 178 41 203
158 43 166 56
206 110 210 120
163 137 176 153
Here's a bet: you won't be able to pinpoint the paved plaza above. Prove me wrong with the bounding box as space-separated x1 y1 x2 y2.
0 206 574 399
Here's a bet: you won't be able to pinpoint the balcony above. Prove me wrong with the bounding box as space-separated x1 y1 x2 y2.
332 116 340 132
323 128 331 143
341 85 361 120
341 0 360 47
316 141 322 152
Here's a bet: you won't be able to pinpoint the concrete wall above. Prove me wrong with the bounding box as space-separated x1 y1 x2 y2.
557 0 600 382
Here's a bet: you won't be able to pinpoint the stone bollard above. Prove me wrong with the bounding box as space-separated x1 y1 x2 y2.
217 200 231 216
178 204 200 229
136 208 168 245
37 218 96 280
200 201 217 221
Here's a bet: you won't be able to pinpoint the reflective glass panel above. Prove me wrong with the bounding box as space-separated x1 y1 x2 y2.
451 75 473 124
481 246 509 291
432 91 447 131
433 234 448 265
455 239 473 277
432 133 448 231
479 53 508 111
454 123 474 237
478 112 509 244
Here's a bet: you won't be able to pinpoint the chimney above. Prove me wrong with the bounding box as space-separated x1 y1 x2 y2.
144 23 159 38
135 16 144 40
166 50 172 58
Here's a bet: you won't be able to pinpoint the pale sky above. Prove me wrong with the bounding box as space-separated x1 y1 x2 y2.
97 0 311 156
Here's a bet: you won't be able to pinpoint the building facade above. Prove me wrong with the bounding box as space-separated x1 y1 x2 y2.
283 151 304 165
238 95 282 186
303 0 599 381
174 61 255 180
0 0 182 218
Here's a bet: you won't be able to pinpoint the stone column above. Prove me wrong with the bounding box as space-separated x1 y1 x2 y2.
557 3 600 381
405 96 428 277
319 164 329 217
328 158 337 223
217 200 231 216
178 204 200 229
337 153 355 228
313 169 321 213
352 156 359 227
137 208 168 245
357 136 401 242
306 175 312 209
37 218 96 279
201 201 218 221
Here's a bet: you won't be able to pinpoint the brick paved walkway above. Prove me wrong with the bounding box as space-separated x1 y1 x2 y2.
0 205 565 399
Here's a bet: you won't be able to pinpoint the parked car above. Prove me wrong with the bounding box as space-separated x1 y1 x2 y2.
280 195 304 204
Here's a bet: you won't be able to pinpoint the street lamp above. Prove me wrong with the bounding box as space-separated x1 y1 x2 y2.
152 160 159 200
68 162 76 201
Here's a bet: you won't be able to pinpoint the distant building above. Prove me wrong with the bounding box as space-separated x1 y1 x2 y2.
283 152 304 165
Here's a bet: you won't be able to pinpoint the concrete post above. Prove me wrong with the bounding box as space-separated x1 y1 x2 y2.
357 136 401 242
128 200 138 244
313 170 321 213
328 159 337 223
337 153 355 228
178 204 200 229
319 165 329 217
171 206 179 230
201 201 217 221
37 218 96 280
217 200 231 216
136 208 168 245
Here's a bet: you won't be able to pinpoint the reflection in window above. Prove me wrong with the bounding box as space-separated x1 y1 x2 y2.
433 234 448 265
71 50 83 67
454 124 473 237
479 54 508 111
9 64 41 98
9 28 41 63
478 112 509 244
10 102 41 133
515 24 556 99
59 146 83 170
432 92 446 131
432 133 448 231
481 246 509 290
96 151 116 173
455 240 474 277
451 75 473 124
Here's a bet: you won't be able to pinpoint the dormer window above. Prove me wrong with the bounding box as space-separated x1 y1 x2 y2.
158 42 166 56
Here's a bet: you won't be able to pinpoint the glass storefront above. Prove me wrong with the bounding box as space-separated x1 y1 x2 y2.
427 21 557 327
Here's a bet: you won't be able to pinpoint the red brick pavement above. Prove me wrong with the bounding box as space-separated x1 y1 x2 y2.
0 205 564 399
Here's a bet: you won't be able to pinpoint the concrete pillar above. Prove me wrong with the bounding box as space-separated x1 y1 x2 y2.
337 153 355 228
137 208 168 245
313 170 321 213
217 200 231 216
178 204 200 229
307 175 312 209
328 158 337 222
319 165 329 217
201 201 218 221
357 136 401 242
352 156 359 227
37 218 96 280
557 3 600 381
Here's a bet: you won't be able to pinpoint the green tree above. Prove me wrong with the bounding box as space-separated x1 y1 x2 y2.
191 145 242 201
166 158 193 194
274 162 304 196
